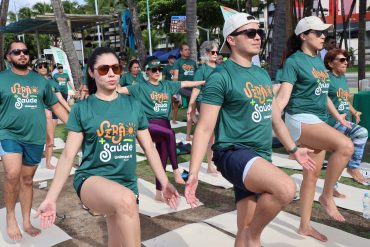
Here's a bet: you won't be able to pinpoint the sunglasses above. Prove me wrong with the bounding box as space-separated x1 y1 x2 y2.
230 28 265 39
308 30 328 37
57 66 63 69
151 67 163 73
334 57 348 63
37 64 48 69
10 49 29 56
95 64 121 76
210 51 219 55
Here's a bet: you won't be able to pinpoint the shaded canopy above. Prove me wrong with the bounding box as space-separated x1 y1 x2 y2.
0 14 115 34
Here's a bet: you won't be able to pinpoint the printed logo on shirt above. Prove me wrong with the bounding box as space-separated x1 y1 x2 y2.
182 64 195 76
243 81 273 123
96 120 137 162
55 76 67 86
11 83 39 110
312 68 330 95
150 91 169 113
336 88 350 111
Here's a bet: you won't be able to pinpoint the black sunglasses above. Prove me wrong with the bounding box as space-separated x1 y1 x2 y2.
307 30 328 37
94 64 122 76
10 49 29 56
229 28 265 39
334 57 348 63
57 66 63 69
210 51 219 55
151 67 163 73
37 64 48 69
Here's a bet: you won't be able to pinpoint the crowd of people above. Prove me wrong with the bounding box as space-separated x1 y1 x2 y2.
0 12 368 247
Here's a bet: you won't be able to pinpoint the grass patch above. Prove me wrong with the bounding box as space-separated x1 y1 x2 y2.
346 65 370 73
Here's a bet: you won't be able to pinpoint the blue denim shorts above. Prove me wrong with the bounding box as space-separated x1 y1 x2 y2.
213 146 260 203
0 139 44 165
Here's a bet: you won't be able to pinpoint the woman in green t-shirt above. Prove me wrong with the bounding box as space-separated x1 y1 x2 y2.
36 47 179 246
187 40 219 174
119 59 144 86
324 48 368 187
276 16 354 242
34 58 71 170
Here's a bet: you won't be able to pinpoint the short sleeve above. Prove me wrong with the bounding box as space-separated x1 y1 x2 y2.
119 74 126 86
137 102 149 130
172 60 180 70
193 66 204 81
127 84 141 98
66 104 83 132
48 79 60 93
167 80 181 95
43 79 59 107
200 72 225 106
280 57 298 85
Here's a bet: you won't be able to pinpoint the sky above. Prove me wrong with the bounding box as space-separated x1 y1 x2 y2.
9 0 85 13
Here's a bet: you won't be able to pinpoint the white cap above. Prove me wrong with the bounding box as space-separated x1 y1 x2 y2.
294 16 332 36
220 12 260 54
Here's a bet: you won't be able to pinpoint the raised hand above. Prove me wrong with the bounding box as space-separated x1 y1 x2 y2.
35 199 57 229
291 148 316 171
338 113 352 129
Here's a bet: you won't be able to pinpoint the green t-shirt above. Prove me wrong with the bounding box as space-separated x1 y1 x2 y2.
119 72 144 87
163 64 174 80
280 50 330 121
127 80 181 120
327 72 350 126
67 94 148 195
193 63 215 102
53 72 70 94
0 70 58 145
45 79 60 110
201 60 273 161
173 58 197 81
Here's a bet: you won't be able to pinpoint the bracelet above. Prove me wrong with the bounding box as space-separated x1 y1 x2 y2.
288 146 298 154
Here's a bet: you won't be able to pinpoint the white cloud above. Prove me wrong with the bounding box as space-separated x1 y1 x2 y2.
9 0 85 13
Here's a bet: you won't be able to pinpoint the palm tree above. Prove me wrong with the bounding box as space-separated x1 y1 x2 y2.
127 0 146 65
186 0 197 61
50 0 82 87
32 2 53 16
358 0 366 81
18 7 33 19
0 0 10 71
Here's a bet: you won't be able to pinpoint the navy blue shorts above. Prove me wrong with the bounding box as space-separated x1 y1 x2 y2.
0 139 44 165
213 146 260 203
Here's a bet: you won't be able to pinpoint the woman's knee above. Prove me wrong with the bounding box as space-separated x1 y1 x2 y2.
114 191 138 217
337 137 354 157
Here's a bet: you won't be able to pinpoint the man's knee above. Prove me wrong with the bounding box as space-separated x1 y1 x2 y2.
273 178 296 205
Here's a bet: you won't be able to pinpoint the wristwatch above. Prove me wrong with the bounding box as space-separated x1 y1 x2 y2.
288 146 298 154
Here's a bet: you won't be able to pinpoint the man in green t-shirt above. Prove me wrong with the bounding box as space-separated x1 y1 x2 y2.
0 40 69 241
53 64 76 100
173 43 197 141
184 13 315 247
162 55 176 80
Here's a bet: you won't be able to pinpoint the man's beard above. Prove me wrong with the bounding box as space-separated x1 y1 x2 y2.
11 60 29 70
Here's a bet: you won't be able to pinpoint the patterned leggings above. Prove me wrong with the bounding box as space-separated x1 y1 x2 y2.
333 121 368 170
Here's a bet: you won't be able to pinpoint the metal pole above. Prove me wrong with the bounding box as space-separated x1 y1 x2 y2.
146 0 153 55
197 26 210 41
94 0 102 47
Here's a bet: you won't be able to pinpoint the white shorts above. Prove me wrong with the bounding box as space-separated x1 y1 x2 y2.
285 113 323 142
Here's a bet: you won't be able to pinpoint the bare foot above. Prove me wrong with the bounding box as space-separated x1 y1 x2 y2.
173 170 186 184
245 230 262 247
24 224 41 237
207 165 219 174
7 214 22 241
347 168 367 185
155 191 165 202
46 164 55 170
318 195 345 222
298 225 328 242
186 135 193 141
333 189 346 198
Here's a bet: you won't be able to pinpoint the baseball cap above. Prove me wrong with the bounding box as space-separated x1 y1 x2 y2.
220 12 260 54
294 16 332 36
34 58 48 67
145 59 162 70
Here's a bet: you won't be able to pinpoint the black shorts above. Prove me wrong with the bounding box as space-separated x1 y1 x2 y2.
213 146 260 203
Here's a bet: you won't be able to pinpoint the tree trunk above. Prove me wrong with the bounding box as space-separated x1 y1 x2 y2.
50 0 82 88
127 0 147 66
245 0 252 14
303 0 313 17
358 0 366 82
186 0 197 62
0 0 10 71
340 0 348 50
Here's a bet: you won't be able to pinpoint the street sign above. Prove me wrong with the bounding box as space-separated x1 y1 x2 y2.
170 16 186 33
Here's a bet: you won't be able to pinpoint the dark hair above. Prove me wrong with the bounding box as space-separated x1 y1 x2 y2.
324 48 349 70
325 35 335 43
128 59 140 72
285 34 303 59
6 40 26 54
180 43 189 51
86 47 119 95
144 55 159 69
168 55 176 60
